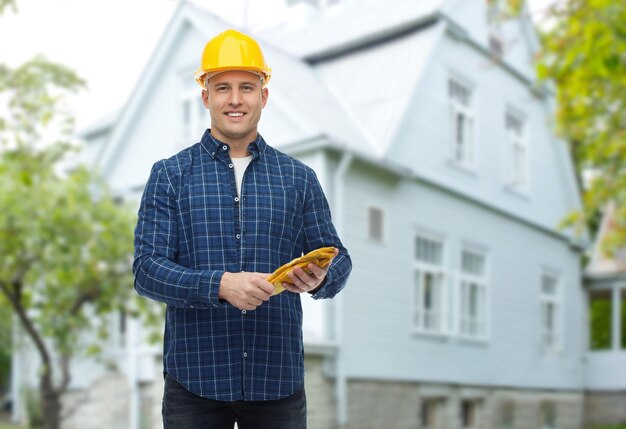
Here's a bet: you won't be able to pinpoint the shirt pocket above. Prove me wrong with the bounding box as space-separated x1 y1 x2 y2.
250 185 299 244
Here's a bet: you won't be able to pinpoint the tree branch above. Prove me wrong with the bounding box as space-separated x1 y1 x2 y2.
55 352 72 396
70 289 100 316
4 279 54 382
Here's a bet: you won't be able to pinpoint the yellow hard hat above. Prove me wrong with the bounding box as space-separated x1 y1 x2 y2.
194 29 272 89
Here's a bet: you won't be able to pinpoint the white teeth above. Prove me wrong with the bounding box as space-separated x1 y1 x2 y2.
227 112 243 117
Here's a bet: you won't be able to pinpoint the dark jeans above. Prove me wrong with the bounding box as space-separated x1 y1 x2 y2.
162 373 307 429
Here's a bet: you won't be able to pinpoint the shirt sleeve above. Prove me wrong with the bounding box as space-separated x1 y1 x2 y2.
301 167 352 300
133 161 224 308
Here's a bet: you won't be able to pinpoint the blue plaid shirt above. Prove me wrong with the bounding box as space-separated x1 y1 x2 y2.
133 130 351 401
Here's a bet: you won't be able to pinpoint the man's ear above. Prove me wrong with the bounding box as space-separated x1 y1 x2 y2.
261 87 269 108
201 89 209 108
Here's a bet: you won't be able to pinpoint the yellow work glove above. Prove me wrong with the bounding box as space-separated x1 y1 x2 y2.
268 247 337 295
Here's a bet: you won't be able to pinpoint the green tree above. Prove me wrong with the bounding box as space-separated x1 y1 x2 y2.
0 306 11 394
530 0 626 358
0 0 16 14
535 0 626 248
0 57 136 429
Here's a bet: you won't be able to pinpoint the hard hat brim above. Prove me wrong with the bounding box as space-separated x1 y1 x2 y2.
194 67 272 89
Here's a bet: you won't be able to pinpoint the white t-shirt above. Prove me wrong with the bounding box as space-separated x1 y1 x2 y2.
231 155 253 196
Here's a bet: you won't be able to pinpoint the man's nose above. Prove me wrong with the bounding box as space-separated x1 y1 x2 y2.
229 89 242 106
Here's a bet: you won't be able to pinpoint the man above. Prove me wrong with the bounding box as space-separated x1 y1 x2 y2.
133 29 352 429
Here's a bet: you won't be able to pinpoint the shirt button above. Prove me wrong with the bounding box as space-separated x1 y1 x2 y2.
243 352 248 358
236 234 241 239
222 145 228 151
228 163 233 168
242 310 247 315
234 196 239 202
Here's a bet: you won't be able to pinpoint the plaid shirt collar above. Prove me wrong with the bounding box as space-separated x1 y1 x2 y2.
201 128 268 161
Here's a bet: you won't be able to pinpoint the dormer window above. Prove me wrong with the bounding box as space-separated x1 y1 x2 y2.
449 78 475 168
505 111 528 191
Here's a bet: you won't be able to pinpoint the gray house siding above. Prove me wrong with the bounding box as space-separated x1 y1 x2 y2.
339 161 584 390
387 31 580 234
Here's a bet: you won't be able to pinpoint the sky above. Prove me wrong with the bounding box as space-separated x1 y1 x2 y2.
0 0 555 131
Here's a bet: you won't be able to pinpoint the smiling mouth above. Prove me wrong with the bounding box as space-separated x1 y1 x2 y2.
226 112 244 118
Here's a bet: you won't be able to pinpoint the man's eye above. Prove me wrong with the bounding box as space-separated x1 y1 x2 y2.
242 85 254 91
216 86 228 92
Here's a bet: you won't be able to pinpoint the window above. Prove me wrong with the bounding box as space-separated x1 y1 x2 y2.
588 288 626 351
414 235 447 334
540 273 561 350
461 400 480 428
499 401 515 429
181 96 207 143
540 402 557 429
506 112 528 190
180 75 208 146
368 206 384 242
459 249 487 339
449 79 475 168
421 398 443 429
622 289 626 349
589 289 612 350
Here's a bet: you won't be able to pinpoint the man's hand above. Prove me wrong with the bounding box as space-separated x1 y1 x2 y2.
219 272 274 311
282 248 339 294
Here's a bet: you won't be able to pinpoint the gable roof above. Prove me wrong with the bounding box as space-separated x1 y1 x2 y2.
587 202 626 278
310 22 443 156
260 0 445 60
255 0 449 156
95 1 372 177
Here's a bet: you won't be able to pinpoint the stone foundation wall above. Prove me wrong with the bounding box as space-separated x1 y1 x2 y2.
344 380 584 429
585 390 626 426
61 363 609 429
305 355 337 429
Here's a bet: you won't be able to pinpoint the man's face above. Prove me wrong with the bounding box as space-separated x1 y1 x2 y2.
202 70 268 146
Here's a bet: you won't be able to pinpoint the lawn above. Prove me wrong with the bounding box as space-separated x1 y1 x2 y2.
588 426 626 429
0 425 26 429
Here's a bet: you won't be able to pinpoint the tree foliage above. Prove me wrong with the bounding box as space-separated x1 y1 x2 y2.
0 0 16 15
536 0 626 249
0 53 137 429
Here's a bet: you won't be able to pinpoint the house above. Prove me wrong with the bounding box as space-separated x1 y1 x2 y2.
12 0 623 428
583 202 626 426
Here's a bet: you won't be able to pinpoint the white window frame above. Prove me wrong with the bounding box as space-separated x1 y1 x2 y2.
460 399 482 429
420 398 444 429
505 110 529 192
540 401 557 429
458 246 489 341
448 77 476 169
412 233 449 336
499 401 515 429
540 270 562 352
